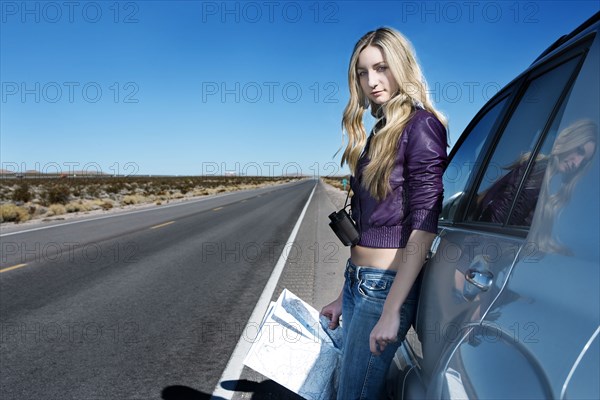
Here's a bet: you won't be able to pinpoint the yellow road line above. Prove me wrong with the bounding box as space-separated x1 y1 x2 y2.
0 263 28 273
213 207 223 211
150 221 175 230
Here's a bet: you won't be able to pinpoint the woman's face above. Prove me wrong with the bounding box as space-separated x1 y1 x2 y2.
557 140 596 174
357 45 399 105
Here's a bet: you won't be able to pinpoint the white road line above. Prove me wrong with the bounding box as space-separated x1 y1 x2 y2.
210 181 317 400
0 196 226 237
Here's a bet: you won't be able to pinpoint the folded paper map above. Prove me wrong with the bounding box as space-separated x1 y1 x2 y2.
243 289 343 400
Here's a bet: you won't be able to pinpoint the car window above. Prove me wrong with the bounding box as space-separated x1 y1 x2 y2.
439 97 509 222
466 56 582 227
506 97 569 227
526 37 599 259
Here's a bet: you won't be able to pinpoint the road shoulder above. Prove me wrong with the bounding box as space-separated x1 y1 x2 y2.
228 179 348 399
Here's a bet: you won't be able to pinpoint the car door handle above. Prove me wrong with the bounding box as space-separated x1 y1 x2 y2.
465 269 494 291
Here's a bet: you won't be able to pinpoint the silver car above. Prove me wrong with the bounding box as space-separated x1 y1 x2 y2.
391 11 599 399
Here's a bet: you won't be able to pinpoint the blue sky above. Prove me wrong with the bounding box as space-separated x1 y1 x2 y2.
1 1 599 177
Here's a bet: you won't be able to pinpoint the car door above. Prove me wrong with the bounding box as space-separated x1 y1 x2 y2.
408 34 592 397
390 90 519 400
411 91 516 387
436 29 599 400
427 29 599 400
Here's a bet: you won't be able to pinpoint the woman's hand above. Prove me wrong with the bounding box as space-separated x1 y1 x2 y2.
367 230 435 356
320 295 343 330
369 310 400 356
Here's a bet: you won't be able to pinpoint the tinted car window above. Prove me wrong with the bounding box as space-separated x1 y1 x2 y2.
467 56 582 226
506 98 563 227
439 97 509 222
526 37 599 258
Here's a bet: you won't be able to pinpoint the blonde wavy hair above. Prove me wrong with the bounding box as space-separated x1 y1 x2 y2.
529 119 598 254
340 27 447 200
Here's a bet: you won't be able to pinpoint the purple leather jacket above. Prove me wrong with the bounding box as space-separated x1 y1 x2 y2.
350 109 448 248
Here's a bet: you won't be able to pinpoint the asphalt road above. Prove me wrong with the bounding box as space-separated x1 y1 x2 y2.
0 179 316 399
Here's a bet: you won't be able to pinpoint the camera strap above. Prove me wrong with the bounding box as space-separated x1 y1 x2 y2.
343 182 351 211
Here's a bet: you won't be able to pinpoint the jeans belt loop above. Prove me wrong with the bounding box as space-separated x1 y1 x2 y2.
349 260 362 281
346 259 358 281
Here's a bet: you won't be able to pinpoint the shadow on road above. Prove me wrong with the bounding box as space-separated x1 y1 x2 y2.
161 379 304 400
162 385 218 400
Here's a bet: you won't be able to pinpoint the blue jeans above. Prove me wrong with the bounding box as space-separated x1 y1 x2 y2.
337 259 419 400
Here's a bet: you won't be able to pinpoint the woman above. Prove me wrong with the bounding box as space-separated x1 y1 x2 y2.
321 27 448 399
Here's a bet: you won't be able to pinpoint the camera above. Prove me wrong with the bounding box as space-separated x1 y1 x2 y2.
329 208 360 246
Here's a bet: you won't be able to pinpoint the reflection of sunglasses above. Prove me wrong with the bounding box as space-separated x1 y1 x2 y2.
559 142 595 161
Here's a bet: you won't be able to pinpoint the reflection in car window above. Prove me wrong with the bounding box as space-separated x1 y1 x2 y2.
525 119 597 252
440 97 508 222
467 56 582 226
528 39 600 257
